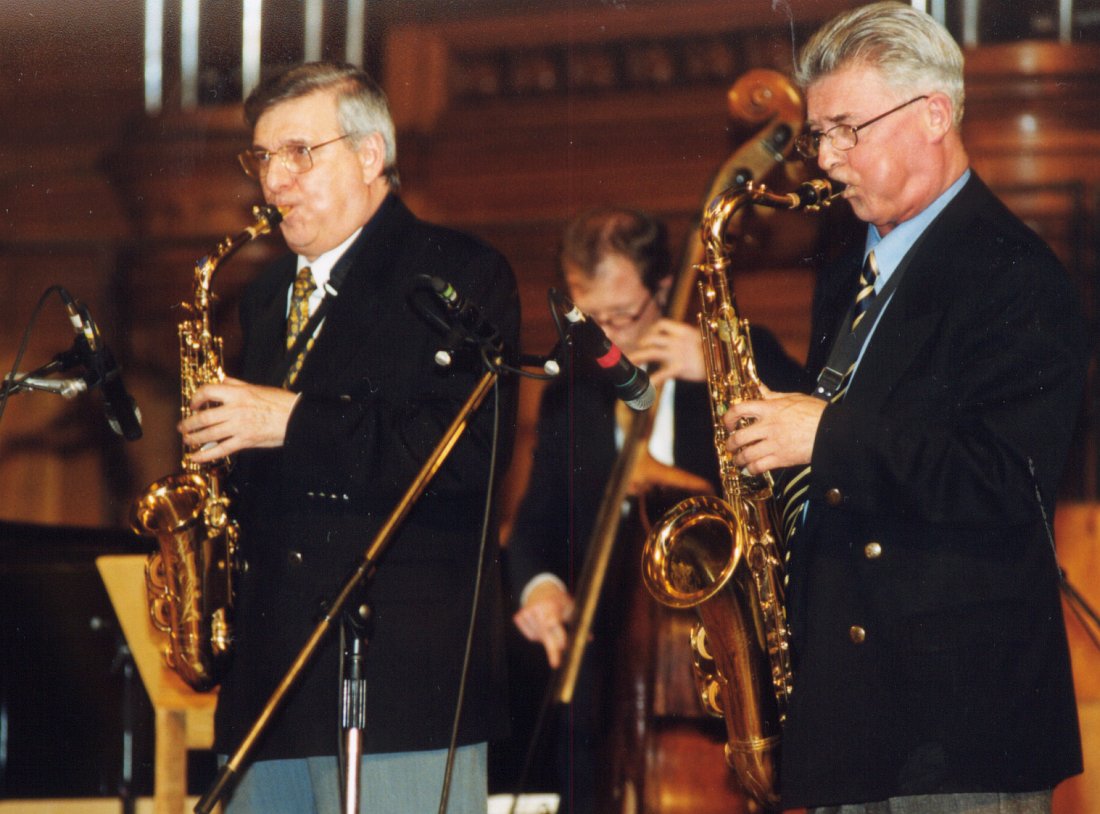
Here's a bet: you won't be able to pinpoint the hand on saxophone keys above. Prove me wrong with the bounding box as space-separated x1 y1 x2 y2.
179 376 300 462
724 384 826 475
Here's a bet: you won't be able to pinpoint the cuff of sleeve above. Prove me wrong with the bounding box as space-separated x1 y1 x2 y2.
520 572 567 607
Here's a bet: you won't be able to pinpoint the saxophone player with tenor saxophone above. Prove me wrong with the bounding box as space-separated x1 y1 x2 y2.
176 62 519 814
721 4 1085 812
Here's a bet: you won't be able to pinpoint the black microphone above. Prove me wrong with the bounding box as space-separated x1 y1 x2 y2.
426 276 501 365
58 289 143 441
553 291 656 411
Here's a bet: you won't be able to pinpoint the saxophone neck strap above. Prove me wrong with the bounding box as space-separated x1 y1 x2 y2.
812 238 920 402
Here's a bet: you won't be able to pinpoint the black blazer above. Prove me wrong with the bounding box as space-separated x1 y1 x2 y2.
780 173 1086 807
214 194 520 760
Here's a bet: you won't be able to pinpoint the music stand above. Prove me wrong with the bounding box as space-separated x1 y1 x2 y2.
97 554 218 814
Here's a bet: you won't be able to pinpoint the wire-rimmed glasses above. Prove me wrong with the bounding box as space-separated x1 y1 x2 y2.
795 95 928 160
237 133 356 180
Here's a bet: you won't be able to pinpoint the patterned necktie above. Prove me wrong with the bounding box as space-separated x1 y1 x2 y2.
284 266 316 386
779 250 880 547
851 249 880 334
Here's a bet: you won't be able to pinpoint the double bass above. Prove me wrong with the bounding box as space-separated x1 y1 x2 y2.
554 69 805 814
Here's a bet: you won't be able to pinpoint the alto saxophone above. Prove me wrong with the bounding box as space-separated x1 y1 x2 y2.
130 205 285 691
641 179 836 810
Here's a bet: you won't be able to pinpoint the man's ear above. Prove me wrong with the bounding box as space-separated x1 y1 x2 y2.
655 274 673 308
357 131 387 183
924 92 955 142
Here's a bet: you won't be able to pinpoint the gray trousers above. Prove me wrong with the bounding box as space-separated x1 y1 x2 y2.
810 790 1052 814
223 742 488 814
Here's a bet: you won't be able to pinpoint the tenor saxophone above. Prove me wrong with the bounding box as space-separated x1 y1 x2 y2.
641 179 836 810
130 205 285 691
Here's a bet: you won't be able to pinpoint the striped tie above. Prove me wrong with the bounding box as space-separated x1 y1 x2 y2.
851 249 880 333
284 266 316 387
779 250 880 546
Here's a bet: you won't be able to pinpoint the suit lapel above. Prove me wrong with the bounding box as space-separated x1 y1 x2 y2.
246 258 297 387
289 195 414 391
839 175 983 409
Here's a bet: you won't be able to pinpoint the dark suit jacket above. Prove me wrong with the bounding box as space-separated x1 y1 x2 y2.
780 173 1086 807
214 194 520 761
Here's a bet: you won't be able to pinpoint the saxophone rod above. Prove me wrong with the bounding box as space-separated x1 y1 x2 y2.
194 366 498 814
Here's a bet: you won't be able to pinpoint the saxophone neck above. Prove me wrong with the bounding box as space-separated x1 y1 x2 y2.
191 204 287 308
701 178 841 266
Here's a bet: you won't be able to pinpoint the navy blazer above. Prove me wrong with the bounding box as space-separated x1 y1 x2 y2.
214 194 520 760
780 173 1086 807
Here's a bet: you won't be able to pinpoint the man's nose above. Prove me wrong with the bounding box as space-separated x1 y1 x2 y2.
601 323 632 349
816 138 843 172
262 158 295 193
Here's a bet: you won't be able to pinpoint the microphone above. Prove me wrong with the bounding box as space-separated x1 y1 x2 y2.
3 374 88 399
553 291 656 411
426 276 501 366
57 289 143 441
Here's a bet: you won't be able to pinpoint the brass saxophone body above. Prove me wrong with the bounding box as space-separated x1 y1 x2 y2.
641 180 836 810
131 205 284 691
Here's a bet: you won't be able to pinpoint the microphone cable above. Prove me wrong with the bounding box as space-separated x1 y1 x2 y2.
435 343 505 814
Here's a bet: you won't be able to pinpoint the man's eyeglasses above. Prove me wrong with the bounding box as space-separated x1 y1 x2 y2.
590 291 655 331
238 133 356 180
795 95 928 160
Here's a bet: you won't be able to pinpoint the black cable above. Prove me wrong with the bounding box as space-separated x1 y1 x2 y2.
1028 456 1100 653
438 351 504 814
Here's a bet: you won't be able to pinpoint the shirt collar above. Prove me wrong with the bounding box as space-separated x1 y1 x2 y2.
296 226 364 293
864 168 970 291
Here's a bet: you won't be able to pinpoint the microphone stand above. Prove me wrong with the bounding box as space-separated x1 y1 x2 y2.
340 607 370 814
194 366 500 814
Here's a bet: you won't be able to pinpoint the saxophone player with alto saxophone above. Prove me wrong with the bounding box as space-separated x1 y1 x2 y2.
722 3 1085 812
177 62 519 814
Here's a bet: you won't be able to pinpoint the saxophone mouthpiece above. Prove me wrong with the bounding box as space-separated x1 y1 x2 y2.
250 204 287 229
795 179 845 210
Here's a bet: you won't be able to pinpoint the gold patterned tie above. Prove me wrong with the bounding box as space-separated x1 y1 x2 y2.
779 250 880 548
284 266 316 387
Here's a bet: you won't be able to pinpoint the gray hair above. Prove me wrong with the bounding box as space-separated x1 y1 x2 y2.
795 1 965 126
244 62 400 189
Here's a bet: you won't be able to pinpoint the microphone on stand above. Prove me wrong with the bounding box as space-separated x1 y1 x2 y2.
426 275 502 367
2 374 88 399
551 290 656 411
56 289 143 441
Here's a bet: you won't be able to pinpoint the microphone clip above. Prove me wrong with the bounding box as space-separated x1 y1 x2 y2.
421 275 503 367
